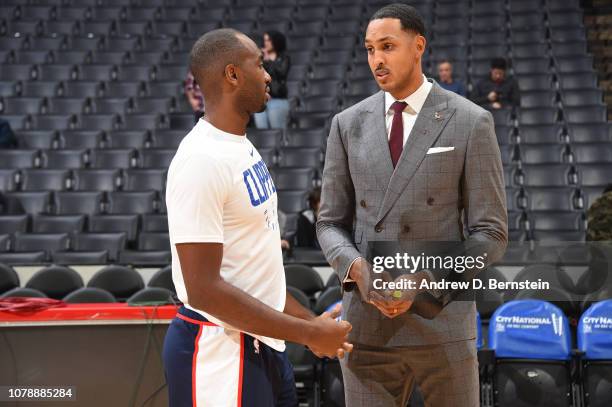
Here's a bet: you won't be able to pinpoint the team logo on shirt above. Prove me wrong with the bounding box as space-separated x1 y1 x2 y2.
242 159 276 207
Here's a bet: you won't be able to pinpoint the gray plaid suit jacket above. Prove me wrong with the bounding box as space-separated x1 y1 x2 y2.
316 80 508 346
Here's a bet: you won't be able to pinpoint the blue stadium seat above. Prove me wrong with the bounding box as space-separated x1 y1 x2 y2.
488 300 573 407
578 300 612 407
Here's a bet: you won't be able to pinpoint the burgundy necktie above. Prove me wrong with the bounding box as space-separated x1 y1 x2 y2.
389 101 407 168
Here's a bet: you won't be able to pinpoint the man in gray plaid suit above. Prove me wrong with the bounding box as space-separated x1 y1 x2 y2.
316 4 508 406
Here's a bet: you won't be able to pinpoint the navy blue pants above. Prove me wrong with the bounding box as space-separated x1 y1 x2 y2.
163 306 298 406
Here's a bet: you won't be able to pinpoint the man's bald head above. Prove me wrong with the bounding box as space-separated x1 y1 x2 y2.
189 28 254 98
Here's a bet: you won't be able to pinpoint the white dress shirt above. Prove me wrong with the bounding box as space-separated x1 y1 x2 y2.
384 75 433 146
343 76 433 284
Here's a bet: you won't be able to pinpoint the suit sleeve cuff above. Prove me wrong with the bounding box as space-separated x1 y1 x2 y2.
343 257 361 283
340 255 362 292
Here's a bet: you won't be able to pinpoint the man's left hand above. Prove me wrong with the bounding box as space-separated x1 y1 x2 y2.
372 273 433 318
370 290 413 318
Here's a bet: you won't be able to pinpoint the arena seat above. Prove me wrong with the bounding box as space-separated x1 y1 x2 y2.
313 286 341 315
0 214 28 235
40 150 87 169
32 214 86 234
72 169 121 192
63 287 117 304
488 300 574 407
0 263 19 295
13 232 70 262
287 285 310 310
25 265 83 300
1 287 47 298
148 265 175 294
53 191 104 215
127 287 175 305
56 131 103 150
88 214 140 243
578 300 612 407
106 191 157 214
87 265 144 301
284 264 324 303
124 169 166 191
271 167 315 191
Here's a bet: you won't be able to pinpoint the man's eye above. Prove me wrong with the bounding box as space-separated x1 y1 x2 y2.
366 48 373 54
384 44 393 50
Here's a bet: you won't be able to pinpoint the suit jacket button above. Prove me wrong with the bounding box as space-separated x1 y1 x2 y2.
360 200 367 208
403 225 410 233
427 197 434 205
375 225 383 233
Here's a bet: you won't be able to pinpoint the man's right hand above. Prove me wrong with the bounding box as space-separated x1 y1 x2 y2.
305 307 353 359
487 91 497 102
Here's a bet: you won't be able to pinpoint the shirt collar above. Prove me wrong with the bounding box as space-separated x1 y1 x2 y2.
384 75 433 115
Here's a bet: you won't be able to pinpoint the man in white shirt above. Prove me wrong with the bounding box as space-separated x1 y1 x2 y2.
316 4 507 406
163 28 353 407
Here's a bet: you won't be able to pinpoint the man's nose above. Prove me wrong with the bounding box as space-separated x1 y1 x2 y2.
264 70 272 84
373 50 386 66
370 53 385 71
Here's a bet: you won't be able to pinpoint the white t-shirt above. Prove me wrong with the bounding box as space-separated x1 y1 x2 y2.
166 119 286 352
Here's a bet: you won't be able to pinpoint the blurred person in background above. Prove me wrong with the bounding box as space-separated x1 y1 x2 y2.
296 187 321 248
184 71 205 122
254 30 290 129
437 60 465 97
472 57 520 110
0 118 16 148
587 184 612 241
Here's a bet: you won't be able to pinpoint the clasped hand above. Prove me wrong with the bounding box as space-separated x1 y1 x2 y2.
350 259 428 319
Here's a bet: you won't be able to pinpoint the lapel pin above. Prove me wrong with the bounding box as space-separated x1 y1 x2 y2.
434 111 442 120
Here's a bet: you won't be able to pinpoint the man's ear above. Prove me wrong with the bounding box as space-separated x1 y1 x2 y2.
224 64 239 85
415 35 426 58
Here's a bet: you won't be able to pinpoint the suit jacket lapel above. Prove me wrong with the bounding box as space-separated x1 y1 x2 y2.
377 82 456 222
361 91 394 189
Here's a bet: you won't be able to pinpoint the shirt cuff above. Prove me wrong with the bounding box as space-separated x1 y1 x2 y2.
343 257 362 283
